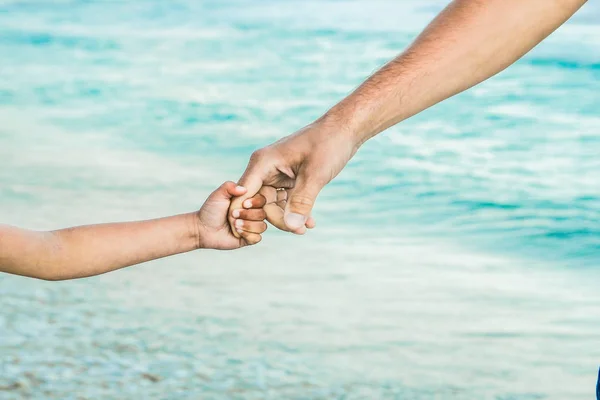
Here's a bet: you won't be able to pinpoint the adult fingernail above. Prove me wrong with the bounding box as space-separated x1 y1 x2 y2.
232 209 240 218
284 213 307 229
236 186 245 192
235 219 243 228
243 200 252 208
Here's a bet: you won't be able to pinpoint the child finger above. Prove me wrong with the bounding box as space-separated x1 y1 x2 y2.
231 208 266 221
235 219 268 234
242 194 267 209
239 231 262 245
224 181 247 197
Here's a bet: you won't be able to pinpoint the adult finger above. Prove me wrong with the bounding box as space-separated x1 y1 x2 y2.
263 203 306 235
262 188 312 234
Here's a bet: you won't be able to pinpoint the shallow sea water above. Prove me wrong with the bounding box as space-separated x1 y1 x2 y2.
1 1 600 399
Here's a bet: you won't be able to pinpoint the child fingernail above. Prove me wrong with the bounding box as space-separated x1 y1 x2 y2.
232 209 240 218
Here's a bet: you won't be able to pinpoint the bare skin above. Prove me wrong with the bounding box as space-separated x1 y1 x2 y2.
229 0 588 235
0 182 268 281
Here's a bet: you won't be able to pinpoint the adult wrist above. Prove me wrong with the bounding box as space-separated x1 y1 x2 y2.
317 106 372 150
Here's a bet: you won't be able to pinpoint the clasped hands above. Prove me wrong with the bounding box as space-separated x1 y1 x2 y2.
226 120 358 245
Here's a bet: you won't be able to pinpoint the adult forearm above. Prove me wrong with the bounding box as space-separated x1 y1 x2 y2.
0 214 199 280
323 0 587 145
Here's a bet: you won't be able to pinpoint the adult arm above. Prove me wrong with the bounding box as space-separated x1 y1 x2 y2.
329 0 587 146
229 0 587 234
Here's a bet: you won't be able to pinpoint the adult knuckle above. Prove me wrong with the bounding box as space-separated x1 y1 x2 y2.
290 195 314 208
250 148 268 163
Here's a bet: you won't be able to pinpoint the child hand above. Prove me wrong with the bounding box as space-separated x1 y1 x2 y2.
233 186 316 235
196 182 268 250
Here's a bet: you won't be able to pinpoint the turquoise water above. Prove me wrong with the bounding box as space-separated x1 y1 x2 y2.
1 1 599 399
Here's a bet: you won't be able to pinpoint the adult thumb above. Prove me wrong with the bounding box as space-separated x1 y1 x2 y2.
284 173 322 231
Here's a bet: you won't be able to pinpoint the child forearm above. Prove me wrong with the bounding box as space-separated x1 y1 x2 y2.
0 213 200 281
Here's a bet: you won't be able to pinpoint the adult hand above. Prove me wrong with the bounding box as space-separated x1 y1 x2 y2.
228 119 359 235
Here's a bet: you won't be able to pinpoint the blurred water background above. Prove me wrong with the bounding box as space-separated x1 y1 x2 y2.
1 0 600 399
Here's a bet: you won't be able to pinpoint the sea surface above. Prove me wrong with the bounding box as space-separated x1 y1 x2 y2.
1 1 600 399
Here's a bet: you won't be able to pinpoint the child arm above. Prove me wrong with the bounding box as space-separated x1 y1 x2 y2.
0 182 267 281
0 214 199 280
